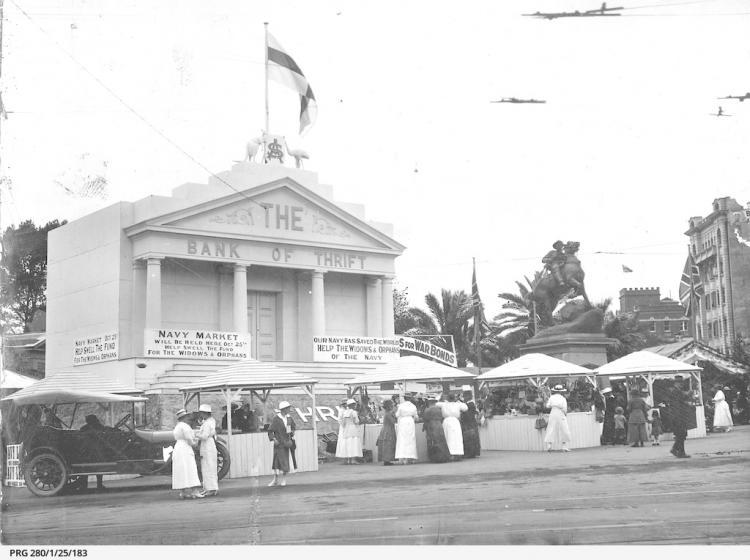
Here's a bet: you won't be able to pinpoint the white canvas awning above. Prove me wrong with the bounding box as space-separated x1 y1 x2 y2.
179 360 318 392
2 370 144 403
4 389 147 406
593 351 701 377
476 353 593 382
1 370 38 390
345 356 477 387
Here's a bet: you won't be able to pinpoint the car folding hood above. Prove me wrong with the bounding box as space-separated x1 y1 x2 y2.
2 389 148 406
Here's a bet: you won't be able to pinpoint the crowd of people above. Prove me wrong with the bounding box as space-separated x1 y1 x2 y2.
171 404 219 499
331 393 482 466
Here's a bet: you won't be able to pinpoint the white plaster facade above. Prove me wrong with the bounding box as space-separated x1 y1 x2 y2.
46 163 404 391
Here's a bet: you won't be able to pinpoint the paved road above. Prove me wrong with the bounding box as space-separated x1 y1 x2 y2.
2 427 750 545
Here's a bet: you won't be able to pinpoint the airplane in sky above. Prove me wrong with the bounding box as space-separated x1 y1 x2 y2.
523 2 624 20
491 98 546 104
711 106 731 117
718 92 750 102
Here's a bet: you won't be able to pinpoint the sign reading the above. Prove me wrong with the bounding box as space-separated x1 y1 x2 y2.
313 336 400 363
398 336 457 367
73 332 119 366
144 329 251 360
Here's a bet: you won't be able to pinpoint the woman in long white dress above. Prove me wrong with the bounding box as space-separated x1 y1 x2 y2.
544 385 572 452
437 395 468 459
196 404 219 496
395 396 419 464
338 399 363 464
712 386 734 432
172 409 204 499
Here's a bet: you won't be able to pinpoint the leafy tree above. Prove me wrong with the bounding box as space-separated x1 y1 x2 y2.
393 284 415 335
405 289 473 367
1 219 66 333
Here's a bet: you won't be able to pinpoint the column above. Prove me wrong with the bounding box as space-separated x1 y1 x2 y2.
381 275 395 338
217 265 233 331
311 270 326 336
233 264 248 333
145 257 163 330
131 260 146 355
366 276 382 337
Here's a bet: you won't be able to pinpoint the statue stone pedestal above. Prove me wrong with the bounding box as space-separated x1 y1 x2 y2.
519 333 617 368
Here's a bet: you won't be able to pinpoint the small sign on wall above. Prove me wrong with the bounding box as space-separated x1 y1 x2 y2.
144 329 251 360
73 332 119 366
313 336 400 363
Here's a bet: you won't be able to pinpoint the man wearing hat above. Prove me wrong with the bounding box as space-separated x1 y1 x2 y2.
196 404 219 496
268 401 295 487
172 408 204 499
664 376 694 458
544 385 572 452
542 240 567 287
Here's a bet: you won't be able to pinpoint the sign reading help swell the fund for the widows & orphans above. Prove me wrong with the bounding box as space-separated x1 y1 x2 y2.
144 329 251 360
73 332 119 365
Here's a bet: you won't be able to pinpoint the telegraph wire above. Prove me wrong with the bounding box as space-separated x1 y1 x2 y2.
7 0 270 213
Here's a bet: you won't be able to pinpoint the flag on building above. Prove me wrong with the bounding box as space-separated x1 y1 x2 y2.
266 32 318 134
471 258 488 371
622 265 633 273
679 255 704 316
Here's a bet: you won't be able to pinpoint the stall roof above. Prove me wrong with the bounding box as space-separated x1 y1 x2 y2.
1 370 38 390
2 370 144 402
345 355 476 386
593 350 701 376
475 353 593 382
644 338 749 376
180 360 318 392
4 389 147 406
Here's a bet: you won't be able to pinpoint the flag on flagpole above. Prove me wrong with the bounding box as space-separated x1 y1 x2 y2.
266 32 318 134
471 258 489 373
678 255 704 316
622 265 633 273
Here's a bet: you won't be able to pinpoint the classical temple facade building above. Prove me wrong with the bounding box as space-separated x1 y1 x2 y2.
45 162 404 425
685 196 750 355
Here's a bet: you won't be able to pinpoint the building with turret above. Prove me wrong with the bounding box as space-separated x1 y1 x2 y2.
619 287 691 341
684 196 750 355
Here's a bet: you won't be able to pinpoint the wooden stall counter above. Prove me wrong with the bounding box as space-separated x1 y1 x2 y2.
225 430 318 478
359 423 429 463
479 411 602 451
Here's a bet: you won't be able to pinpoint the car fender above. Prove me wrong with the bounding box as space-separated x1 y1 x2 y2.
24 445 69 467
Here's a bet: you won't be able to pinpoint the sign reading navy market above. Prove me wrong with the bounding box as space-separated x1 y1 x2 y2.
144 329 251 360
398 336 457 367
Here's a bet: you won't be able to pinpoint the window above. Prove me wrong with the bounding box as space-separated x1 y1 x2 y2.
681 321 688 332
721 287 725 304
705 294 711 309
723 318 728 336
649 321 656 332
663 320 671 333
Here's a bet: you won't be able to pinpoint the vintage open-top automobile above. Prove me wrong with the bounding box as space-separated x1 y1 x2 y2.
7 389 230 497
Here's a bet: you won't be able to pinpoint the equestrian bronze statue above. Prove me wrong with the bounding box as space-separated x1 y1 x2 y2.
531 240 591 326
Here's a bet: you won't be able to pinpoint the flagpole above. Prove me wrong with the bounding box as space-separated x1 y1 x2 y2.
263 22 270 149
473 257 482 375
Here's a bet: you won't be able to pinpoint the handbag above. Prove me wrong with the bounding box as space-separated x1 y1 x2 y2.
535 416 548 430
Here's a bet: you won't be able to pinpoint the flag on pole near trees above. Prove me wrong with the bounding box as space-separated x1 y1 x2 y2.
266 32 318 134
622 265 633 273
471 258 489 372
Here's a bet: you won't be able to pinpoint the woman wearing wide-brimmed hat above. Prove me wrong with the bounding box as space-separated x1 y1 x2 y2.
196 404 219 496
712 385 734 432
268 401 296 487
338 398 363 465
626 390 649 447
544 385 572 452
172 409 204 499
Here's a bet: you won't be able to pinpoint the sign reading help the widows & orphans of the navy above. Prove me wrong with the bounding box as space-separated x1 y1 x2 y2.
313 336 401 362
73 332 119 365
144 329 251 360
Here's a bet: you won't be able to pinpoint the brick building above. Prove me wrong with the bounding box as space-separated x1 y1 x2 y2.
619 287 691 341
685 197 750 355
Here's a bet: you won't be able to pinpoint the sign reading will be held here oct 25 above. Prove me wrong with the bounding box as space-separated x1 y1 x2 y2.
144 329 251 360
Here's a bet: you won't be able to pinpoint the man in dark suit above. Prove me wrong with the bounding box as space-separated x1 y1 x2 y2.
665 376 694 459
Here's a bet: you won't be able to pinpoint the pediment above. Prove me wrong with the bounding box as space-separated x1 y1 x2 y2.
132 179 404 252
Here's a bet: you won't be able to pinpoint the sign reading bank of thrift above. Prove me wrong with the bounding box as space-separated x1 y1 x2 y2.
144 329 251 360
73 332 119 365
313 336 400 362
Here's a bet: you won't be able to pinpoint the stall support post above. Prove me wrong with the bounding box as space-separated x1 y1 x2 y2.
309 384 318 467
695 372 704 406
221 389 233 477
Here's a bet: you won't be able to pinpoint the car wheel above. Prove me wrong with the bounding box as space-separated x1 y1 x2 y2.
24 453 69 497
216 442 231 480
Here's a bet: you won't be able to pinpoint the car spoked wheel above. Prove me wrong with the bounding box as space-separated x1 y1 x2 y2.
24 453 69 497
216 442 230 480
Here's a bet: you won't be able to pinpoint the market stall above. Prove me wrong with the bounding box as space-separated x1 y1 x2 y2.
180 360 319 478
475 353 601 451
345 356 478 463
593 351 706 439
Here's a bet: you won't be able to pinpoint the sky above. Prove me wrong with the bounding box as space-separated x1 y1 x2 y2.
1 0 749 319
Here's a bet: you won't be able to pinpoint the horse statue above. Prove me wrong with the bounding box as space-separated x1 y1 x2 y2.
531 241 591 326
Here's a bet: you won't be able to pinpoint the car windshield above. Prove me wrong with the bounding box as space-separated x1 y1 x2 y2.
50 402 136 430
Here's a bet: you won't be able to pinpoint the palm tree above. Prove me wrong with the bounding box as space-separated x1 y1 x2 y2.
405 289 474 367
492 272 548 342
